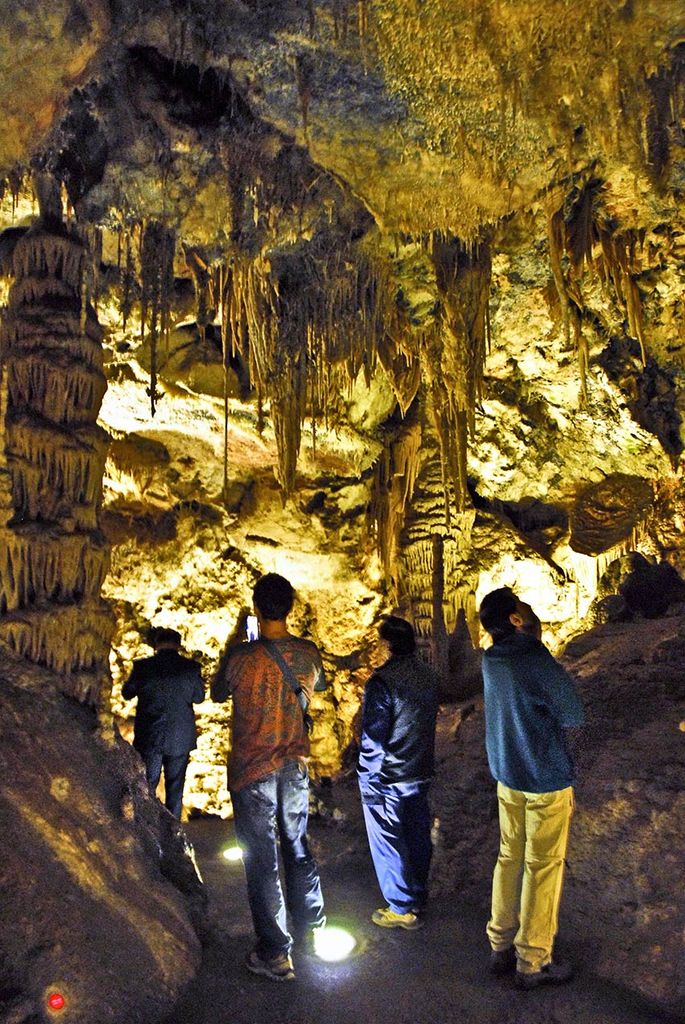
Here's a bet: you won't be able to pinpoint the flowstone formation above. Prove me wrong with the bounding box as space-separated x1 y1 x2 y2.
1 1 685 1020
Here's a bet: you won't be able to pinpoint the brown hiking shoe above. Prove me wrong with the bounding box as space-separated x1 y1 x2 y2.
245 950 295 982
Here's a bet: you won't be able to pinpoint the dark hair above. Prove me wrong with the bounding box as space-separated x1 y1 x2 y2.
253 573 295 621
153 627 181 647
379 615 416 656
479 588 518 641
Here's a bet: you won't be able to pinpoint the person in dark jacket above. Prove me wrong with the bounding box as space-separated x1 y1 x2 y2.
479 588 584 991
122 627 204 818
358 615 440 930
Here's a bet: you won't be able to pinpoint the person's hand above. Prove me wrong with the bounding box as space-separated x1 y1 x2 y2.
211 607 252 700
225 607 252 650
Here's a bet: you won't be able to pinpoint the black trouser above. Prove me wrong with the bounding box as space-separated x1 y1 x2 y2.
144 751 190 817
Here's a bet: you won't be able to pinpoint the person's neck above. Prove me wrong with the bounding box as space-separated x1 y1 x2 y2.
259 619 290 640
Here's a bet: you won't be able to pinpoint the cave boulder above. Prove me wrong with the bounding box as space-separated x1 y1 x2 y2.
0 660 202 1024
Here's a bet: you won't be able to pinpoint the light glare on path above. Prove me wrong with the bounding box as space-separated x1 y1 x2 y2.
313 926 356 962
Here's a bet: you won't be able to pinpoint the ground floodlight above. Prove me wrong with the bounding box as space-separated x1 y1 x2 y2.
222 845 243 862
313 925 357 962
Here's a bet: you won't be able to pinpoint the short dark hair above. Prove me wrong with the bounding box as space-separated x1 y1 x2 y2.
479 588 518 641
253 573 295 621
153 627 181 648
379 615 416 656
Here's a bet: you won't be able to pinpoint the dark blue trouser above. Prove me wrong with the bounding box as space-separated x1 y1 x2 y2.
361 780 432 914
144 751 190 818
231 761 326 959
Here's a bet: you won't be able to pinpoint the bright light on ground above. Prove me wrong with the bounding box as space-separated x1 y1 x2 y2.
222 846 244 862
313 926 357 962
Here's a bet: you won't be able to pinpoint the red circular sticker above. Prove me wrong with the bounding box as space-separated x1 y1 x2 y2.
47 992 66 1011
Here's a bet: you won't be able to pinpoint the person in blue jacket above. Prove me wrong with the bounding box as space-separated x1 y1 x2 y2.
358 616 440 931
123 627 204 817
479 588 584 990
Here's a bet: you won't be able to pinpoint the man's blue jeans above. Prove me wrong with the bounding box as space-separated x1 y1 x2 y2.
361 779 432 914
231 761 325 959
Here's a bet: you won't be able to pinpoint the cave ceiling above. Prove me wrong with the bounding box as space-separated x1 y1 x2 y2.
1 0 685 736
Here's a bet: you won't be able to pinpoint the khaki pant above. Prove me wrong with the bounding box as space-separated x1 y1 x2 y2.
487 782 574 974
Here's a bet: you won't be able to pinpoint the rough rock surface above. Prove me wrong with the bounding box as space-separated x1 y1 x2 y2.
0 652 203 1024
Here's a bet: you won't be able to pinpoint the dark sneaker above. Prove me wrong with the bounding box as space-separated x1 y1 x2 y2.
245 950 295 982
371 907 423 930
515 960 574 990
490 947 517 975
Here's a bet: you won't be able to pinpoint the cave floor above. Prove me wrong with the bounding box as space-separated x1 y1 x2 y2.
163 812 662 1024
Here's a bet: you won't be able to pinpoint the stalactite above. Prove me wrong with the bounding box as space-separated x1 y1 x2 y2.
548 208 572 349
402 399 477 652
0 531 108 613
220 239 401 494
7 358 106 427
7 167 24 219
597 228 647 364
371 403 421 598
0 218 114 704
218 264 230 501
184 244 213 346
84 226 103 317
358 0 369 62
376 332 421 416
430 532 449 680
121 227 136 331
294 54 314 143
140 221 175 416
0 604 114 702
423 234 491 519
548 182 648 405
6 416 108 523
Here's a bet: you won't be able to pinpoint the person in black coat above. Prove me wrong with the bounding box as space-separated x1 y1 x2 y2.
357 616 440 931
122 627 204 817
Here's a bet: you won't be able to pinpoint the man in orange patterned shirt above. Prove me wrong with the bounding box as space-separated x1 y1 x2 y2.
212 573 327 982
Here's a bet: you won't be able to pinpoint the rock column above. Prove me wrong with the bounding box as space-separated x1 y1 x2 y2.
0 216 114 703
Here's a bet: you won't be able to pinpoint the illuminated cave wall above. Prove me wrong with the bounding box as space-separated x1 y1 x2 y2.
95 202 684 816
0 1 684 817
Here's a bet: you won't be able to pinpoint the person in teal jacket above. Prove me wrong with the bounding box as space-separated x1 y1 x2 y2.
479 588 584 991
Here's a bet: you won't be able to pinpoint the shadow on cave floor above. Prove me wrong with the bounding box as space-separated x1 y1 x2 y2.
163 816 662 1024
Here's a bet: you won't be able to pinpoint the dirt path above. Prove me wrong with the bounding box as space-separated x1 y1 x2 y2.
163 816 665 1024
